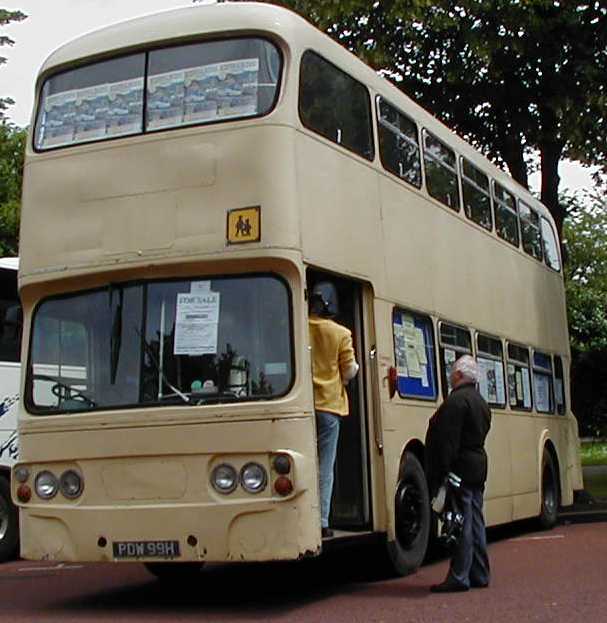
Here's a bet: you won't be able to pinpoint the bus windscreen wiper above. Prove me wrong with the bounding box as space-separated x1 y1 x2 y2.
137 328 190 404
190 391 240 406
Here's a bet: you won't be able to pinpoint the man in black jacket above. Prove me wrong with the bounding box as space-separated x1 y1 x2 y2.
426 354 492 593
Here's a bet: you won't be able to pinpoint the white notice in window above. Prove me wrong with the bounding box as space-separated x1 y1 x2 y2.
174 292 220 356
555 379 564 408
534 373 551 412
522 369 532 408
494 361 505 405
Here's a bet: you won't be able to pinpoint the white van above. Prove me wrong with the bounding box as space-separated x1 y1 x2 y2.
0 257 20 562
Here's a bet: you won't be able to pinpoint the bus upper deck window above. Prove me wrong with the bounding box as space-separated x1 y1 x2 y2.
423 131 460 212
146 38 281 131
493 182 519 247
299 51 374 161
540 217 561 271
519 201 543 262
35 54 146 150
461 158 492 231
377 98 421 188
34 38 282 151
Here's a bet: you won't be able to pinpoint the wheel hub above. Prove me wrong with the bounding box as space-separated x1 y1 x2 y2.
396 481 422 548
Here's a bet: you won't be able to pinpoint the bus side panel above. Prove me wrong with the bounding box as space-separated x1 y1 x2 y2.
296 134 386 291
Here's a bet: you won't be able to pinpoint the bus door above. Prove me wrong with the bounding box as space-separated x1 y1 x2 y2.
307 270 373 532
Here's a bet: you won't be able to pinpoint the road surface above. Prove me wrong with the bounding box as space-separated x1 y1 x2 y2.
1 520 605 622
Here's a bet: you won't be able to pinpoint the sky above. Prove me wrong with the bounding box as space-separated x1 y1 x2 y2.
1 0 600 196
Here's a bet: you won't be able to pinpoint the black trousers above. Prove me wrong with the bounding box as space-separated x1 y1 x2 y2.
447 484 491 587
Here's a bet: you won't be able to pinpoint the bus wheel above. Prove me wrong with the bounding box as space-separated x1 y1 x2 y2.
144 562 205 582
387 452 430 576
0 476 19 562
539 449 559 529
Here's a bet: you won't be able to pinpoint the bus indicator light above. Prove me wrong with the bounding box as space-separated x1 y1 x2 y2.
227 206 261 244
14 466 30 483
17 484 32 503
274 476 293 497
273 454 291 475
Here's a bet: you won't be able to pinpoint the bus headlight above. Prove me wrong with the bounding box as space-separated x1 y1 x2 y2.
240 462 267 494
60 470 84 499
211 464 238 494
35 471 59 499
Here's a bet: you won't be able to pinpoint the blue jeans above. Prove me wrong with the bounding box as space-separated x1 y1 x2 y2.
316 411 341 528
448 484 491 588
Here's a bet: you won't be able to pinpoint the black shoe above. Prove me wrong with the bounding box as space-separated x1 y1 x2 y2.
470 581 489 589
430 580 469 593
321 527 334 538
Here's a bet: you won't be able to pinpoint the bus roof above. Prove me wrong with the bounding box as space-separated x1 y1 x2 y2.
38 2 303 77
35 1 553 224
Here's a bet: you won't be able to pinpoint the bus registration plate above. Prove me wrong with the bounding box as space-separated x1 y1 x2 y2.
113 540 180 559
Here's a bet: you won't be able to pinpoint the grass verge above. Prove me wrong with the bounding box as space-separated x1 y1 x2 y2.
580 441 607 467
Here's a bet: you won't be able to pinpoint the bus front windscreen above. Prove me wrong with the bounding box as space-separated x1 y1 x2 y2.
26 275 293 414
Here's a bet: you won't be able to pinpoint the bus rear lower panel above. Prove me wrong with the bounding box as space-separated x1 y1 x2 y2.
14 416 322 563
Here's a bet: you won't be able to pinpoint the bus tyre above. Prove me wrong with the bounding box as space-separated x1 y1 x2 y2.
539 449 559 530
144 562 205 583
0 476 19 562
387 452 430 576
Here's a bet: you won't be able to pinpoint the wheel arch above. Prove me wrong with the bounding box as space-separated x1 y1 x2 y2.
544 439 562 506
538 431 562 509
398 439 426 479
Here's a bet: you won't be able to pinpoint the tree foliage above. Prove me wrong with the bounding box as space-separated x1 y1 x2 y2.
0 123 25 256
258 0 607 239
563 193 607 352
562 192 607 437
1 8 27 121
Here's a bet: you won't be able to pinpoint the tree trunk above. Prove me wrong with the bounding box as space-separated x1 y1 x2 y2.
540 142 565 241
501 138 529 190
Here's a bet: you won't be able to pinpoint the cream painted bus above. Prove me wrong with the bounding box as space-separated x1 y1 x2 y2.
13 2 582 578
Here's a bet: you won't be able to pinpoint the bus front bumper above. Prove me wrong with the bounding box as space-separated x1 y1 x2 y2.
18 493 321 563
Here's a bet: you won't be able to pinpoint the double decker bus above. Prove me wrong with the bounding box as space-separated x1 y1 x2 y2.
13 2 582 578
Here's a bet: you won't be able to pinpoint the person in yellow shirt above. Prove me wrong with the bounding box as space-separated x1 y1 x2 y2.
308 281 359 538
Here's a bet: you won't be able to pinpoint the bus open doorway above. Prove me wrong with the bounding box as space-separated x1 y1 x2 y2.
306 269 373 537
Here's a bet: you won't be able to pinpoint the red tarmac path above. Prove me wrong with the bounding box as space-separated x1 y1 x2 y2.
0 520 605 622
